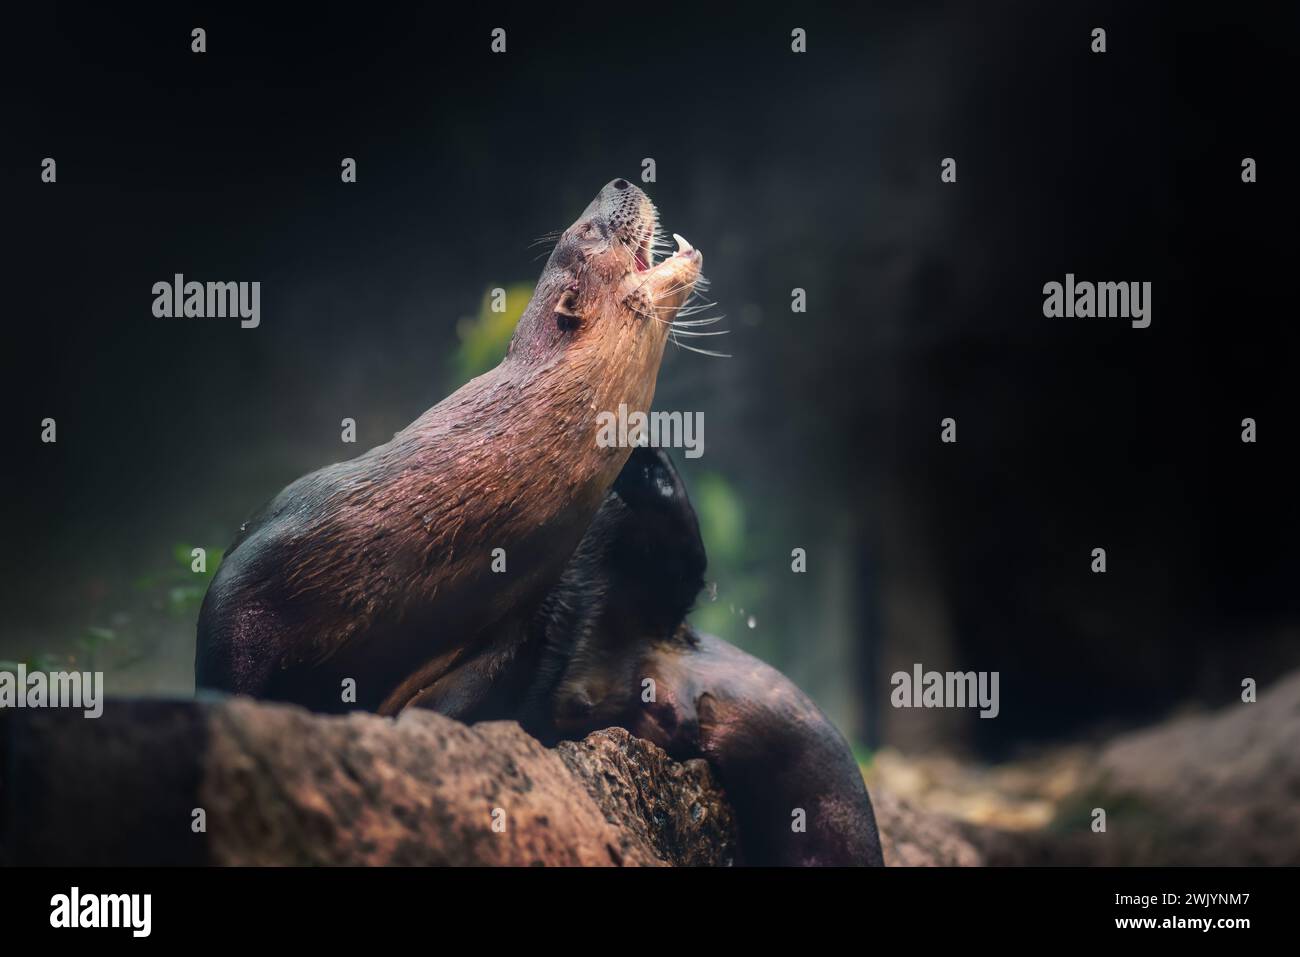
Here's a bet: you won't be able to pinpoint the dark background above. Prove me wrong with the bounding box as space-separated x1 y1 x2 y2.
2 1 1295 758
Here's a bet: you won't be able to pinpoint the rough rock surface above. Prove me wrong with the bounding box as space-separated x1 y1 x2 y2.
0 696 737 866
1085 669 1300 865
555 729 737 866
972 670 1300 865
872 789 983 866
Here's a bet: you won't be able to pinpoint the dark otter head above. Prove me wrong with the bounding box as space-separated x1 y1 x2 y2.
506 179 703 374
529 447 707 740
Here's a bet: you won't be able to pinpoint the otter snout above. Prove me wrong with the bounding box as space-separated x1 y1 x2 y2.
575 178 658 273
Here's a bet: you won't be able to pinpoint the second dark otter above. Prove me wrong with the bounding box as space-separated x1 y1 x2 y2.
512 446 884 867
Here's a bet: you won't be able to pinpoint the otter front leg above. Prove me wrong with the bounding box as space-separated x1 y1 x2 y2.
633 631 884 867
387 617 536 719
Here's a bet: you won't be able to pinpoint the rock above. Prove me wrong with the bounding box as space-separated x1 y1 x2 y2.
871 788 983 866
1085 669 1300 866
0 696 737 866
556 730 736 866
972 670 1300 865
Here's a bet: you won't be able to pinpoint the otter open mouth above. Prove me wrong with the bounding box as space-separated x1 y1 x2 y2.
632 226 654 272
632 226 697 274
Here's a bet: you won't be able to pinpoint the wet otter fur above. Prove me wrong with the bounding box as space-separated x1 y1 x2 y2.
196 180 701 714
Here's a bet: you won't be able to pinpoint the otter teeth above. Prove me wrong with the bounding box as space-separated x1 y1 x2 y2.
672 233 693 255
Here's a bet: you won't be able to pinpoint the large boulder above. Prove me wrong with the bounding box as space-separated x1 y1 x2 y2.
0 696 736 866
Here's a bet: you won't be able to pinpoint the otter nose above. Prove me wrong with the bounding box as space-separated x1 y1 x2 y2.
603 178 641 200
599 178 650 225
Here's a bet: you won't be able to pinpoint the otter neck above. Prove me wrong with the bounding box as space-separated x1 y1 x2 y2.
385 315 670 626
493 313 671 493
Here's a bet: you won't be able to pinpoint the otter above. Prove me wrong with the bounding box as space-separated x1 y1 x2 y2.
196 179 701 715
515 446 883 866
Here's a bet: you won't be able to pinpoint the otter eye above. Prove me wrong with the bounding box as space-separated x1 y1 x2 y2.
555 287 582 332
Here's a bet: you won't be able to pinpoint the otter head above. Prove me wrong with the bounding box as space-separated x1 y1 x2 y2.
506 179 703 383
544 448 707 741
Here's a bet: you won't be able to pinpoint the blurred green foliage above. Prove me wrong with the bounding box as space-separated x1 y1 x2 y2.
853 744 876 770
451 283 533 385
5 544 224 675
690 471 772 658
77 625 116 672
694 473 746 564
0 654 67 674
132 543 223 618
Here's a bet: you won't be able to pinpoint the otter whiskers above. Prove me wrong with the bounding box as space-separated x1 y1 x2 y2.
652 283 731 358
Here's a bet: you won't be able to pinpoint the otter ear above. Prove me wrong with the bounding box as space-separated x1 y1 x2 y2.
555 286 582 331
